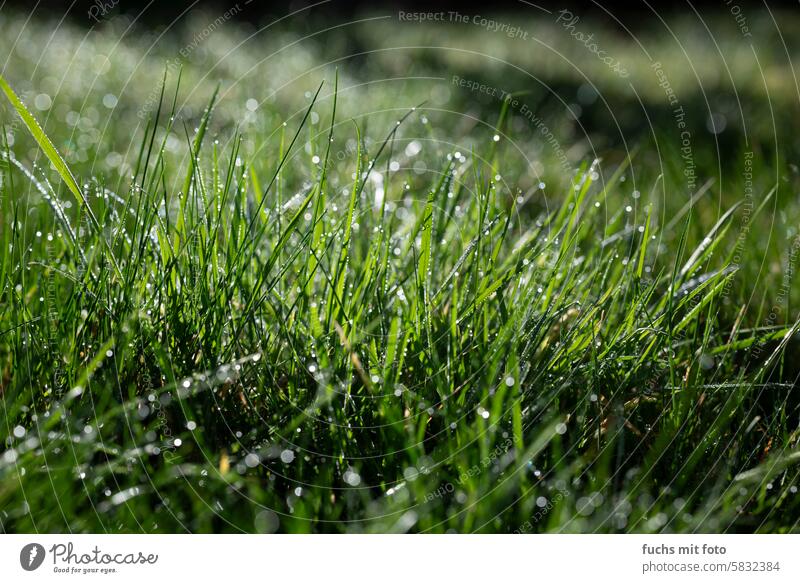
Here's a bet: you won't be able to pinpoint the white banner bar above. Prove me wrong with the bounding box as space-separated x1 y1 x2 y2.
1 535 798 582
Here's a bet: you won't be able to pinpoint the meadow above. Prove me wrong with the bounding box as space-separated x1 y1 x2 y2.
1 5 799 533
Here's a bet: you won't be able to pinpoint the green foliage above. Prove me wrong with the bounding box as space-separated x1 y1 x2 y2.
1 32 799 534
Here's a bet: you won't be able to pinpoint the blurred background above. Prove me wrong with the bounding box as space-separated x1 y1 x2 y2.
2 0 800 321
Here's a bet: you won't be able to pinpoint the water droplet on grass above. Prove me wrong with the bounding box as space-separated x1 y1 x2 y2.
254 509 279 533
344 468 361 486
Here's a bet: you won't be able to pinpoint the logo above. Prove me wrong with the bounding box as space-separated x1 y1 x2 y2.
20 543 46 571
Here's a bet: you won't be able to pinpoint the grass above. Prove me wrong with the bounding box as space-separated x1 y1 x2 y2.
1 9 800 533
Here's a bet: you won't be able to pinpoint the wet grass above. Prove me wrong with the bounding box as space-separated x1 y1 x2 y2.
2 5 800 532
1 64 798 533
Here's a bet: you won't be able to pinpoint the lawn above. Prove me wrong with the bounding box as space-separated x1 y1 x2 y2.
1 5 799 533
